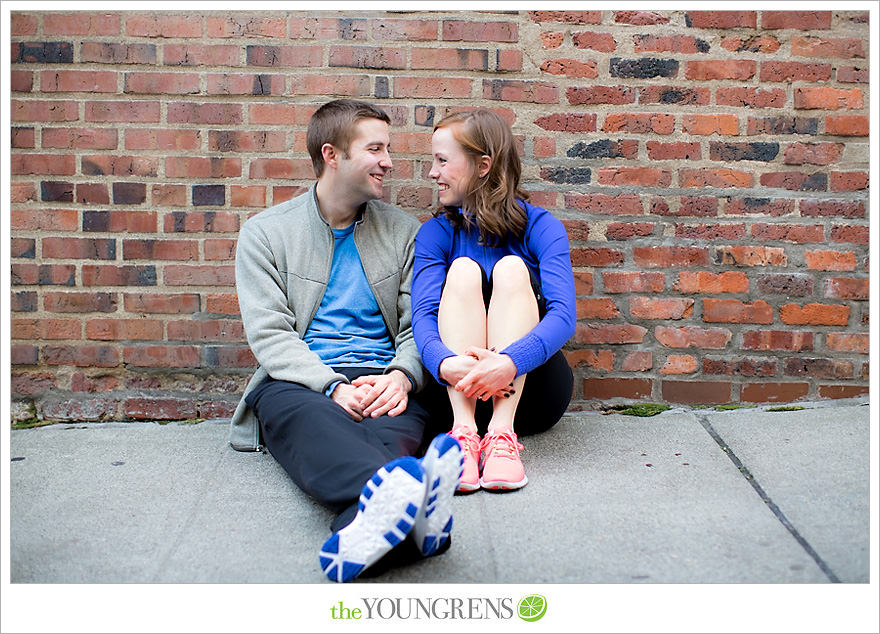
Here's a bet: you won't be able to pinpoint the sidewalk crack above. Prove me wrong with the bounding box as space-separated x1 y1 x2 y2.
693 411 841 583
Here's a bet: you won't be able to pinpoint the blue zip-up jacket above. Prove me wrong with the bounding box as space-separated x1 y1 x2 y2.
411 200 576 384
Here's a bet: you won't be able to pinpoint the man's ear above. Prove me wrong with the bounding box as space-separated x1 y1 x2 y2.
321 143 338 170
478 155 492 178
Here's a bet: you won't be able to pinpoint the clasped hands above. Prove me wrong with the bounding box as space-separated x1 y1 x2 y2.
330 369 411 421
439 347 517 402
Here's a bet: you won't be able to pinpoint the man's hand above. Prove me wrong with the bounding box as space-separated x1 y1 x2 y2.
329 383 373 421
454 347 517 401
351 369 411 418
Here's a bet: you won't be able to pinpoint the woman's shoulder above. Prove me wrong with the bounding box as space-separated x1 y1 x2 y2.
416 212 455 240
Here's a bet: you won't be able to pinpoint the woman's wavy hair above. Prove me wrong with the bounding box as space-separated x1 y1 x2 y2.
433 109 529 246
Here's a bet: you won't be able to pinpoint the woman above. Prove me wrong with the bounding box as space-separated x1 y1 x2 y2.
412 109 576 492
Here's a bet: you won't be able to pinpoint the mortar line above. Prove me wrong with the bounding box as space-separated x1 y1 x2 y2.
694 412 841 583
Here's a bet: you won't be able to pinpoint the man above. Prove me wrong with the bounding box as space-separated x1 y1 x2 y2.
229 99 462 582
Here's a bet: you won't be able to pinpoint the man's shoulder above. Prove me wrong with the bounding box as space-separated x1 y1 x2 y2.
242 189 313 233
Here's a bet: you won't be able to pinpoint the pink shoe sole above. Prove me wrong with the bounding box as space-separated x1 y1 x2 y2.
479 474 528 491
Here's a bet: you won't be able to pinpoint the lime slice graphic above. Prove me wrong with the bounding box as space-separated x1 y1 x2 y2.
517 594 547 622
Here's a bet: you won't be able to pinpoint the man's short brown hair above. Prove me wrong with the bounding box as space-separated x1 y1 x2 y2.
306 99 391 178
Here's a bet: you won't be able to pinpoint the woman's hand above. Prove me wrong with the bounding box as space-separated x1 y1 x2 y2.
454 347 517 401
438 354 479 386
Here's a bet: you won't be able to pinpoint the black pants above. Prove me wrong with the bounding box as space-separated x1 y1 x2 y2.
414 349 574 441
245 367 428 533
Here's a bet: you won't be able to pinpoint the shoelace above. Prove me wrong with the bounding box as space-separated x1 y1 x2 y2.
481 429 524 461
450 427 481 460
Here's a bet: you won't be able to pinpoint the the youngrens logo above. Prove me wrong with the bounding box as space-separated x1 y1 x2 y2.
329 594 547 622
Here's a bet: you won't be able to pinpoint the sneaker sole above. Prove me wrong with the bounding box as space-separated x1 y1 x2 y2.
480 474 528 491
319 456 425 582
413 435 463 556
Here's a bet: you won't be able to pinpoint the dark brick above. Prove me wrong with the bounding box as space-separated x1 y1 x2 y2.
375 76 389 99
567 139 636 160
16 41 73 63
11 291 38 312
41 181 74 202
784 358 853 379
747 116 818 136
756 274 814 296
415 105 435 127
339 18 367 40
610 57 679 79
540 167 591 184
38 265 76 286
702 358 777 377
12 238 36 259
193 184 225 206
709 142 779 162
113 182 146 204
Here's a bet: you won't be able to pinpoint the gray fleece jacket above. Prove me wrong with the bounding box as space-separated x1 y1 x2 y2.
229 184 426 451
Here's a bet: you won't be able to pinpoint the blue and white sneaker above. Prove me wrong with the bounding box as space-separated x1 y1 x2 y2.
319 456 426 583
412 434 463 556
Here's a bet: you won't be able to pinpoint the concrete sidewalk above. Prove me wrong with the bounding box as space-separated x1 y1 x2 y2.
8 399 871 584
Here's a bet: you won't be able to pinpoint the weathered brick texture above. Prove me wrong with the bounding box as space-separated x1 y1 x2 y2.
9 10 870 422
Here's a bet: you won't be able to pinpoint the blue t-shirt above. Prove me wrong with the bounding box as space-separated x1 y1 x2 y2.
411 200 576 383
304 223 395 368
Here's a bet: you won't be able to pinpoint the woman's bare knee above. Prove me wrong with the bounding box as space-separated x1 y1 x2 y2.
491 256 530 293
444 257 483 298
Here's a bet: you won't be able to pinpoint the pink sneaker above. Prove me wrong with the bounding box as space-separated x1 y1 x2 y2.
479 429 527 490
449 426 481 492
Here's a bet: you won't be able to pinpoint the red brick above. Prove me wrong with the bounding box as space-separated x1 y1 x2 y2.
615 11 670 25
288 17 361 40
784 357 852 380
779 303 850 326
540 32 564 49
124 293 200 314
126 15 201 37
825 333 869 353
206 346 257 368
606 222 655 240
85 318 163 341
633 246 709 268
682 114 739 135
662 380 731 404
206 15 287 38
602 272 665 294
647 142 701 160
791 36 866 59
540 58 598 78
535 113 597 133
566 85 635 106
597 168 672 187
126 129 201 151
703 299 772 324
622 351 653 372
167 103 242 125
123 397 197 421
11 183 38 203
124 345 200 368
442 20 517 42
528 11 602 24
11 345 39 365
761 11 831 30
837 66 869 83
371 19 438 41
152 185 187 207
571 32 616 52
675 223 746 241
81 264 156 286
716 87 787 108
394 77 472 99
167 319 244 342
631 297 694 320
574 324 647 345
829 173 868 192
205 293 241 316
13 99 79 122
164 265 235 286
123 72 200 95
11 154 76 176
570 248 625 267
686 60 756 81
44 291 117 313
783 142 843 166
825 115 868 136
741 382 809 403
12 318 81 341
801 200 866 220
680 169 752 189
40 70 117 93
721 35 781 54
329 46 406 70
634 35 704 54
742 330 814 352
602 113 674 134
584 378 652 400
674 271 749 295
81 42 157 65
83 155 158 177
43 237 115 260
824 278 868 301
759 172 827 192
751 223 824 243
165 157 241 179
817 385 869 399
164 44 239 67
42 127 118 149
86 101 160 123
43 399 119 421
561 220 589 241
11 208 79 231
703 358 777 377
760 62 832 83
565 350 615 372
660 355 698 375
577 298 620 320
686 11 756 29
249 158 314 180
71 374 122 393
43 345 119 367
805 249 856 271
795 87 863 110
11 14 38 35
483 80 558 104
11 373 56 396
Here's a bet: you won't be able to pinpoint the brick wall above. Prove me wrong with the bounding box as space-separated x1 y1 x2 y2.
9 10 870 423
